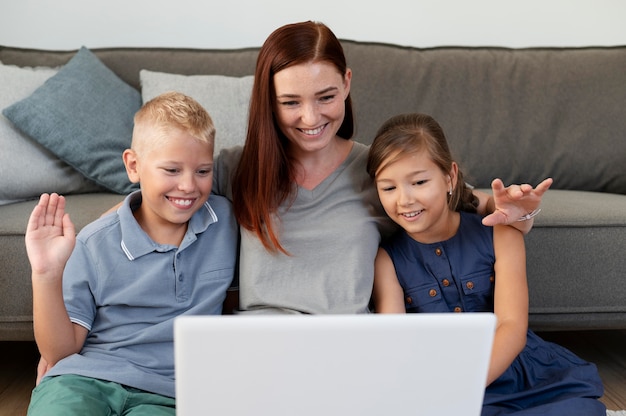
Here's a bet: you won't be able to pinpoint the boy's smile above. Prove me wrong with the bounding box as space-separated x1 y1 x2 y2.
124 127 214 245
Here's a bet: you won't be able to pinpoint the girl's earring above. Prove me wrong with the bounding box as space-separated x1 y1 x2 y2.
448 187 453 196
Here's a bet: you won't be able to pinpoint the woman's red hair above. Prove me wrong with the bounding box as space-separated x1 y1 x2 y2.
232 21 354 253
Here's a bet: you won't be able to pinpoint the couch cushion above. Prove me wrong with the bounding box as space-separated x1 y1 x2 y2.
0 193 126 340
2 47 141 194
524 190 626 329
474 189 626 330
140 70 253 153
0 62 103 205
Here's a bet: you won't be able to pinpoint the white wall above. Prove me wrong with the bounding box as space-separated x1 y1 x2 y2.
1 0 625 50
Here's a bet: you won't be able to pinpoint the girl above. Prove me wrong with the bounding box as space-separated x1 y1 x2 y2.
367 113 605 415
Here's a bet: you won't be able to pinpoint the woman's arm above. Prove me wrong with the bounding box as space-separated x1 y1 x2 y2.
372 248 406 313
486 224 529 386
475 178 553 234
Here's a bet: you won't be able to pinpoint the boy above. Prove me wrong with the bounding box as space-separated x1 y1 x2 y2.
24 92 238 415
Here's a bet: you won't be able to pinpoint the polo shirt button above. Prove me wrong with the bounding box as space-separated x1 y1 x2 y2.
466 281 474 290
490 275 495 283
178 275 183 281
429 289 437 297
435 248 443 256
442 279 450 287
454 306 462 312
405 296 413 304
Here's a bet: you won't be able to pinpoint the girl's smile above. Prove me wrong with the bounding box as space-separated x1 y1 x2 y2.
375 151 458 244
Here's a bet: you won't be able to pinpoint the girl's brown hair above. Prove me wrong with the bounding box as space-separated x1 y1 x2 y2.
232 21 354 253
367 113 477 213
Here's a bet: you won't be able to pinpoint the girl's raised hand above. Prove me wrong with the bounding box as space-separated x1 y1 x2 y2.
482 178 553 231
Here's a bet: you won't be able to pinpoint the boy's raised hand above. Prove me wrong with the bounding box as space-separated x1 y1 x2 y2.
25 193 76 277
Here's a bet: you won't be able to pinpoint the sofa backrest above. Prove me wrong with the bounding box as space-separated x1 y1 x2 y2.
2 42 625 193
344 42 626 194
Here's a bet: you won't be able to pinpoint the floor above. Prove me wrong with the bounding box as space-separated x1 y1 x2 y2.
0 341 37 416
1 331 625 415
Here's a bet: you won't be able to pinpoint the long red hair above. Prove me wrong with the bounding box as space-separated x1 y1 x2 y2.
232 21 354 253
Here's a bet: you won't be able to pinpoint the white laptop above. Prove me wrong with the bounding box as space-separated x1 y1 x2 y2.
174 313 495 416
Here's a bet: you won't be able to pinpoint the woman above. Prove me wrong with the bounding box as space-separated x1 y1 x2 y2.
212 20 551 314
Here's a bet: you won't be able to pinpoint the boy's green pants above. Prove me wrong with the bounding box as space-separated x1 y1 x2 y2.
27 374 176 416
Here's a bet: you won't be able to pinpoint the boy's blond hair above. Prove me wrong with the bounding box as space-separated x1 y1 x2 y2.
131 91 215 157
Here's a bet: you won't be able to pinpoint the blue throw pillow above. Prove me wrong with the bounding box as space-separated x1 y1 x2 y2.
2 46 141 194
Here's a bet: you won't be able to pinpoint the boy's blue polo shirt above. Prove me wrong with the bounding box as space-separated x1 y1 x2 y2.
43 190 238 398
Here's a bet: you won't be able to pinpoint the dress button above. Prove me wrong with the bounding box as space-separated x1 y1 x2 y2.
405 296 413 304
429 289 437 297
466 281 474 290
442 279 450 287
435 248 443 256
454 306 462 312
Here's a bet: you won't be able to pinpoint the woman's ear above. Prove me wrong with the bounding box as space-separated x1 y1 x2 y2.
343 67 352 99
123 149 140 184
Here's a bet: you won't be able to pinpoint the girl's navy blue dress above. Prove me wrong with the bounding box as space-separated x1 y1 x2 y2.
382 211 606 415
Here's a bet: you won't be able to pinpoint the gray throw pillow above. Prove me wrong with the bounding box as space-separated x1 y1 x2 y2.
0 61 103 205
2 47 141 194
140 70 253 154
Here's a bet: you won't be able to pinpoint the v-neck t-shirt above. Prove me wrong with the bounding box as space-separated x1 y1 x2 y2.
214 141 393 314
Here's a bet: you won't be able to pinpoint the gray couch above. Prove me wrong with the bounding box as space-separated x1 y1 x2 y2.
1 42 625 341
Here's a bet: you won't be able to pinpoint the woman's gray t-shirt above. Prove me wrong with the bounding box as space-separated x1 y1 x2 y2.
214 141 393 314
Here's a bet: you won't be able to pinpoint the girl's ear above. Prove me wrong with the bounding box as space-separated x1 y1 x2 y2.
448 162 459 189
123 149 141 184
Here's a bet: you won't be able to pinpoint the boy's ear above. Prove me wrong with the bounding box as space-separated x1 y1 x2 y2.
123 149 141 184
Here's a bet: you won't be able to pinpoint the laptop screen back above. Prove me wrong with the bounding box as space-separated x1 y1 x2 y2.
175 313 495 416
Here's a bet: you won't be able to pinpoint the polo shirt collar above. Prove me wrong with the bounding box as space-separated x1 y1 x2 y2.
118 191 218 260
